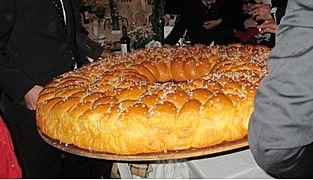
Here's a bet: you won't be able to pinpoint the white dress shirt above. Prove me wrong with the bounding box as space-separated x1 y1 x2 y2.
59 0 66 25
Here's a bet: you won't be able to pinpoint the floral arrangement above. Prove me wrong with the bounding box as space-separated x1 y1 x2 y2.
128 27 155 49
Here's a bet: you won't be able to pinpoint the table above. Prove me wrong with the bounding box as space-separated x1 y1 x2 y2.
117 148 274 179
84 22 122 43
187 148 273 178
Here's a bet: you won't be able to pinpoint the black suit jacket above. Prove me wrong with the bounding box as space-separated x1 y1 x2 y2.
164 0 243 46
0 0 88 104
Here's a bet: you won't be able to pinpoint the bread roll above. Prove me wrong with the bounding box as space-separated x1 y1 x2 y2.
36 44 269 155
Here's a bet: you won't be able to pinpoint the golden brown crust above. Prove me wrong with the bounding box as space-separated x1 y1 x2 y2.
36 44 270 155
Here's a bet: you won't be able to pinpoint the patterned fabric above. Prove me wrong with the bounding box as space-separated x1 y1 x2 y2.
128 163 152 178
111 163 152 178
0 116 22 178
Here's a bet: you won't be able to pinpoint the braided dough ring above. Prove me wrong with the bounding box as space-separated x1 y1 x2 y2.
36 44 269 155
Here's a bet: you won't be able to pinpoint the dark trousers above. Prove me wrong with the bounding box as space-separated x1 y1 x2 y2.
3 104 113 178
269 142 313 179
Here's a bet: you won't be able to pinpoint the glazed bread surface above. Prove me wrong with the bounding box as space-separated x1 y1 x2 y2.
36 44 269 155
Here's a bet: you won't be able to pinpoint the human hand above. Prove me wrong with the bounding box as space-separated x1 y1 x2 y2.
203 18 222 30
258 19 277 33
247 3 272 21
24 85 43 110
244 18 257 29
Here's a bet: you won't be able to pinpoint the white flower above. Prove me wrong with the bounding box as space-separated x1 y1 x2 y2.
128 27 155 49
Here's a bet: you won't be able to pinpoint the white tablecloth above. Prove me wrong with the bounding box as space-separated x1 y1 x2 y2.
117 148 274 179
187 148 273 178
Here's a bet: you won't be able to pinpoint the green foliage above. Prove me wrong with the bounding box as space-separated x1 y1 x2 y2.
128 27 155 49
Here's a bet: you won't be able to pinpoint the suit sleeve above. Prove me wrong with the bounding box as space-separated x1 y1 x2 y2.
0 0 35 104
248 0 313 175
76 33 104 60
163 15 188 45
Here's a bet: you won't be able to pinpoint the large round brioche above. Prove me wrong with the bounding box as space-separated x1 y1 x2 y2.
36 44 269 155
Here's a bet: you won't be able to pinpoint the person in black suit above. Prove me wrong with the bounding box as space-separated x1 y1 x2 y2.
0 0 112 178
164 0 243 46
164 0 184 15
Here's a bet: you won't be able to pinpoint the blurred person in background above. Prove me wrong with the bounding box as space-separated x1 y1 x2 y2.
234 0 287 47
247 0 287 33
163 0 243 46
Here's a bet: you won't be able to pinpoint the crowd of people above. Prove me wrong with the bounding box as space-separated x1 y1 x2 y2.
163 0 288 47
164 0 243 46
1 0 313 178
